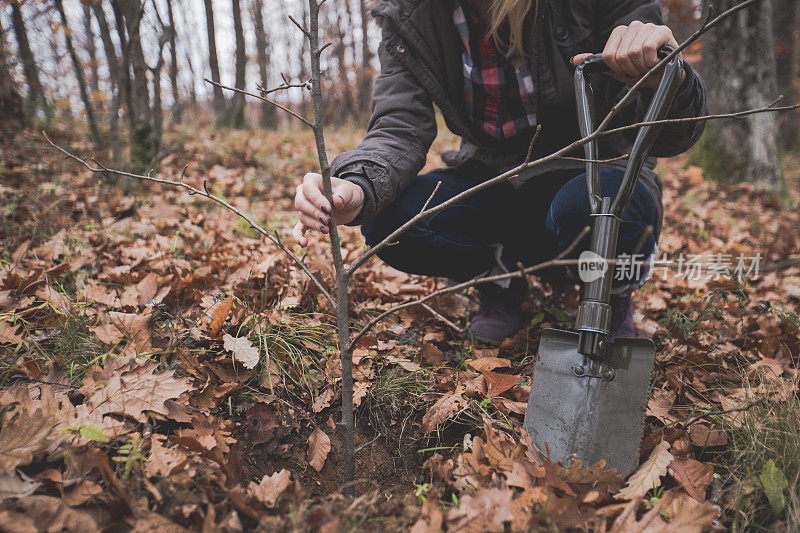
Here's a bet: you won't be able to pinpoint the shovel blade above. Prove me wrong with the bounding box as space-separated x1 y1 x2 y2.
524 329 656 477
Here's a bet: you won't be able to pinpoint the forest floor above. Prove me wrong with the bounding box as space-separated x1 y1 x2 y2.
1 122 799 532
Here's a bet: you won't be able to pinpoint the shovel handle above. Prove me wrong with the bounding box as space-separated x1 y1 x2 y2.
574 47 684 216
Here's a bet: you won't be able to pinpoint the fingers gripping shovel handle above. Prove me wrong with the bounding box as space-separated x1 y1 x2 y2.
573 47 684 358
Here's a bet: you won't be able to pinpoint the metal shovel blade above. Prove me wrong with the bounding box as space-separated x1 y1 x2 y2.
524 328 656 477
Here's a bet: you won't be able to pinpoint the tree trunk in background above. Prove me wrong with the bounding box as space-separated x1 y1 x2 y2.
82 5 99 94
166 0 181 123
335 3 354 118
93 2 122 161
696 0 783 193
54 0 101 147
251 0 277 128
0 16 24 132
111 0 135 137
203 0 226 121
773 0 800 147
10 1 51 121
230 0 247 128
359 0 372 115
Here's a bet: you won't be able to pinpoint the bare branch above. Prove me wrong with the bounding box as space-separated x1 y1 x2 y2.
43 132 334 305
345 98 795 278
420 303 465 334
557 154 630 164
203 78 313 127
420 180 442 214
523 124 542 165
287 14 310 39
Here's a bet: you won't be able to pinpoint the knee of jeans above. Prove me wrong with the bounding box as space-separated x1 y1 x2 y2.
547 187 592 238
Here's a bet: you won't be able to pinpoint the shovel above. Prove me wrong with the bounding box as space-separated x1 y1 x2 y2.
524 47 684 477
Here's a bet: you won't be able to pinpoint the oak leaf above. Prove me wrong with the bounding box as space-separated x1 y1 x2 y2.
208 296 234 337
0 406 57 476
668 458 714 502
447 487 514 532
422 385 467 433
307 428 331 472
616 441 673 500
249 469 292 507
223 334 261 369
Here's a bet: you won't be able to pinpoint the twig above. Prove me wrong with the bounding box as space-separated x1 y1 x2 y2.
556 154 629 164
421 303 465 333
204 78 313 127
43 132 334 305
420 181 442 213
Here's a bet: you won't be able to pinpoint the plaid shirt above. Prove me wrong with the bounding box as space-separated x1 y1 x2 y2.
453 1 537 139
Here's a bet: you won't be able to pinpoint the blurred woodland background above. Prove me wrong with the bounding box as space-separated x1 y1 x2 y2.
1 0 799 187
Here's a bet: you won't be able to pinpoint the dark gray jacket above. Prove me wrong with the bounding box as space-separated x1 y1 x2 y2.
331 0 707 228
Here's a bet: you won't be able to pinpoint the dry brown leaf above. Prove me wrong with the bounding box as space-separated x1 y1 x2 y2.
0 472 40 499
616 441 673 500
353 380 370 407
222 334 260 369
208 296 234 337
32 229 66 262
136 273 158 305
0 406 57 476
312 389 334 413
60 479 103 506
688 424 728 447
467 357 512 372
110 311 152 354
668 458 714 502
83 359 193 422
91 323 123 344
248 469 292 507
307 427 331 472
0 321 22 344
482 371 518 398
82 284 118 307
146 436 190 478
447 487 515 532
0 495 98 531
422 385 468 433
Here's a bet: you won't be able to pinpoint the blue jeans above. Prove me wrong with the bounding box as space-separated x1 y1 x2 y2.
361 167 660 286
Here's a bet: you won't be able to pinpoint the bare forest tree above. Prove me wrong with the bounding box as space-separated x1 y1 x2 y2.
82 4 99 94
0 15 24 130
697 0 783 191
54 0 101 146
92 1 123 161
166 0 181 123
773 0 800 146
203 0 226 121
230 0 247 128
251 0 277 127
10 1 51 121
358 0 372 114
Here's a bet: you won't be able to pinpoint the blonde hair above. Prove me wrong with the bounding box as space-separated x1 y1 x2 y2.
486 0 540 55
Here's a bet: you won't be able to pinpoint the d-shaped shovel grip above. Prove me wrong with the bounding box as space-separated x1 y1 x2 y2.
574 47 684 216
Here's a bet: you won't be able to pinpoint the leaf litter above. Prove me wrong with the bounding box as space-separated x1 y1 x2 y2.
0 128 798 530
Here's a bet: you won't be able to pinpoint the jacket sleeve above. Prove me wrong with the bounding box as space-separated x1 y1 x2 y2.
329 20 437 225
594 0 708 157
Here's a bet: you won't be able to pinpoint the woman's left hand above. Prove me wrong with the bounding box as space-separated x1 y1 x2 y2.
571 21 685 89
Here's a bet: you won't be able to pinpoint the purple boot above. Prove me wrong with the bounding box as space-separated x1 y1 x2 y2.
469 280 526 345
608 294 635 342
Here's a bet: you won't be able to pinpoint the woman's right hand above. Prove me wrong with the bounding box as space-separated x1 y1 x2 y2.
292 172 365 247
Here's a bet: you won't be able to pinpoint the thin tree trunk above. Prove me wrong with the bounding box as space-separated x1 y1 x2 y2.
82 5 99 94
203 0 226 120
166 0 181 123
251 0 276 128
93 2 122 161
111 0 135 137
335 3 354 119
10 1 51 121
698 0 783 192
54 0 101 146
230 0 247 128
358 0 372 114
773 0 800 146
0 16 24 130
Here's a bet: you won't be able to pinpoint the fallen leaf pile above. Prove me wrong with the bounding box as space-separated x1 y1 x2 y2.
0 125 797 530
